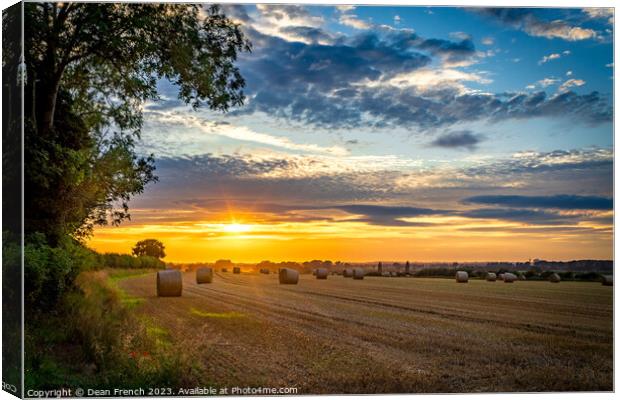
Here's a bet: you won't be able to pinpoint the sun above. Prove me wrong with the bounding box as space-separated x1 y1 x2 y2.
223 223 251 233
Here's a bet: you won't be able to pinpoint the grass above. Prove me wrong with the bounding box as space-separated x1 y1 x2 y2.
25 268 208 391
190 308 245 319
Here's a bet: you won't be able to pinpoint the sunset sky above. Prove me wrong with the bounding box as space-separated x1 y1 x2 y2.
88 5 613 263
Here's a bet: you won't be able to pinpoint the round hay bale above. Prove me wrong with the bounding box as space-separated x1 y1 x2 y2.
343 268 354 278
498 273 505 281
353 268 365 280
279 268 299 284
549 273 561 283
390 271 398 277
157 270 182 297
381 272 391 277
503 272 517 283
233 267 241 274
196 267 213 284
486 272 497 281
221 268 228 273
315 268 328 279
455 271 468 283
601 275 613 286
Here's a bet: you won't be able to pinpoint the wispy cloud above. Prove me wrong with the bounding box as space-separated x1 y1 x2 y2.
558 78 586 92
475 8 597 41
538 50 570 64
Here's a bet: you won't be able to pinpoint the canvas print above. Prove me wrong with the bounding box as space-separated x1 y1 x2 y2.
2 2 614 397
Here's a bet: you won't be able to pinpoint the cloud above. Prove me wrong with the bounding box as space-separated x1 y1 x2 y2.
537 77 560 87
558 78 585 92
430 130 486 150
458 208 577 225
481 36 495 45
339 13 372 30
279 26 339 44
583 8 613 25
145 110 349 156
236 28 610 129
219 6 611 130
336 5 356 12
329 204 448 226
538 50 570 64
475 8 597 41
462 194 612 210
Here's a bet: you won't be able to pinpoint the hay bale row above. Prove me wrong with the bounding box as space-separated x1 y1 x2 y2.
157 270 182 297
196 267 213 284
503 272 517 283
601 275 613 286
353 268 365 280
455 271 468 283
279 268 299 284
486 272 497 281
315 268 328 279
343 268 354 277
233 267 241 274
549 273 561 283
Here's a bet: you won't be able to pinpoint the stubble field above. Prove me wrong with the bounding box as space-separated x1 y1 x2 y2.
119 271 613 394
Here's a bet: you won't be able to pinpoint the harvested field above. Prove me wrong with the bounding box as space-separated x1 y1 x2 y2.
119 272 613 394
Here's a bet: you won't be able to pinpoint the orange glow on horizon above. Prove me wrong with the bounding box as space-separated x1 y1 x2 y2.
87 207 613 264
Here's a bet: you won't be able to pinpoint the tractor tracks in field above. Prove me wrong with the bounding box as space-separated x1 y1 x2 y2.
198 276 607 342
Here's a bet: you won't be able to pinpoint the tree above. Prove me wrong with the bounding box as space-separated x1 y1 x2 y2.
21 3 251 242
132 239 166 259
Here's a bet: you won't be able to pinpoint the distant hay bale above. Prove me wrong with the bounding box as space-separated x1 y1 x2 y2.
601 275 613 286
498 273 505 281
455 271 468 283
196 267 213 284
315 268 328 279
343 268 354 277
486 272 497 281
503 273 517 283
221 268 228 273
549 273 561 283
390 271 398 277
353 268 365 280
157 270 182 297
279 268 299 284
381 272 391 277
233 267 241 274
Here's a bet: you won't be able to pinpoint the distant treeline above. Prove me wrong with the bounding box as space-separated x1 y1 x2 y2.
414 267 608 282
168 258 612 281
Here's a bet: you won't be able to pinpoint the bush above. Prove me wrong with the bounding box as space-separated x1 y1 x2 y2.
26 270 204 389
101 253 165 269
25 233 99 311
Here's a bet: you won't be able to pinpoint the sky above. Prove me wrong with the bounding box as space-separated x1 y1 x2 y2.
88 5 614 263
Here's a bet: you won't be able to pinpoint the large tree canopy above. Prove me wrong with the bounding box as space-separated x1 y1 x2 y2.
132 239 166 259
21 3 251 242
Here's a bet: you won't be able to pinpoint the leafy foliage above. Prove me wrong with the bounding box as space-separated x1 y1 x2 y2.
22 3 250 242
132 239 166 259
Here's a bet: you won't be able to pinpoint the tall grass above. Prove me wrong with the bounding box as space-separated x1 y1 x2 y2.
25 269 204 390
